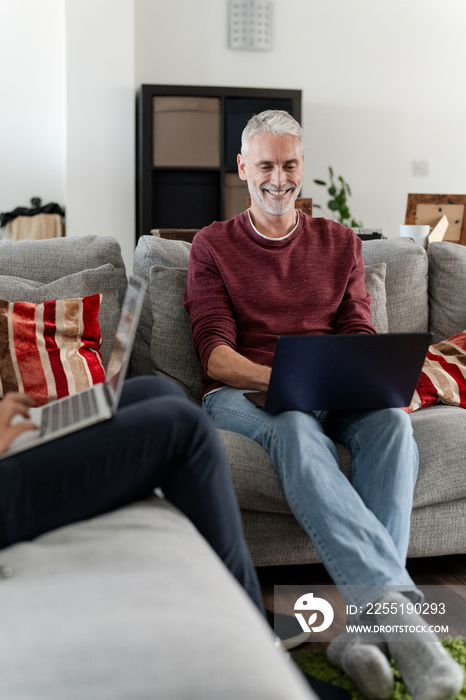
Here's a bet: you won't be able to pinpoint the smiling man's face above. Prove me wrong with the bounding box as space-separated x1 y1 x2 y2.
238 132 304 216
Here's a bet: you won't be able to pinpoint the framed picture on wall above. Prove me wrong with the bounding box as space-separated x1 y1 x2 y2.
405 194 466 245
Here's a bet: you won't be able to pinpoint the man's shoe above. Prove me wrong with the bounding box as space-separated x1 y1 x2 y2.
267 609 311 650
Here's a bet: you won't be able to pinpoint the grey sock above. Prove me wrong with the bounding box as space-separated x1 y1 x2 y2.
375 592 464 700
327 632 394 700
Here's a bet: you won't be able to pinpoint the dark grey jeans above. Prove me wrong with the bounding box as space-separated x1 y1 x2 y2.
0 376 263 612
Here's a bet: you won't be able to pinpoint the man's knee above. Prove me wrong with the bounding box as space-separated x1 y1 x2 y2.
384 408 414 436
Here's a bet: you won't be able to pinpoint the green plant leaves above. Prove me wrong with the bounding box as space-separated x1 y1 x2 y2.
313 166 362 228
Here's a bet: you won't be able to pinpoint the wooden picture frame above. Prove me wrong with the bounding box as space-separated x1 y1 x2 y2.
405 194 466 245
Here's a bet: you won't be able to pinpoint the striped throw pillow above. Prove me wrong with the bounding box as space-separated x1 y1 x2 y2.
410 332 466 411
0 294 105 406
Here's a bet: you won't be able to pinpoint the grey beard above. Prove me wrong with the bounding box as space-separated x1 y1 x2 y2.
257 185 298 215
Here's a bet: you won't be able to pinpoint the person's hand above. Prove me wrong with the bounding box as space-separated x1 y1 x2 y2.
207 345 272 392
0 393 38 453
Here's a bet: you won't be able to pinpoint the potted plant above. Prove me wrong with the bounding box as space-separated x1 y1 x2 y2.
313 167 362 228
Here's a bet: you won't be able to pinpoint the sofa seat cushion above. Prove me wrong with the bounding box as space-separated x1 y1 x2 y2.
219 428 351 515
410 404 466 507
0 496 312 700
221 403 466 517
242 496 466 567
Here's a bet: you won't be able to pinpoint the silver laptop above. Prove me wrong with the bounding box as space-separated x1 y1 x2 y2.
1 276 146 459
244 333 432 414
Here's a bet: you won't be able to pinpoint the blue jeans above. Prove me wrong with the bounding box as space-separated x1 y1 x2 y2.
204 387 422 609
0 377 264 613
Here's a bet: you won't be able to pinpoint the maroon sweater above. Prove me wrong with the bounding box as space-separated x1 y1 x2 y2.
184 211 376 396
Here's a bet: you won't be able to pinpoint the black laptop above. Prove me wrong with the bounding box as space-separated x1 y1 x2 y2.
244 333 432 415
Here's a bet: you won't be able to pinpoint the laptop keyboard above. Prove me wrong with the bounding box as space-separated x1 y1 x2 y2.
41 390 99 436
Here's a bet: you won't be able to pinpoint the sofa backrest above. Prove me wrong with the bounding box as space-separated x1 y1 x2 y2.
0 235 127 368
133 235 428 403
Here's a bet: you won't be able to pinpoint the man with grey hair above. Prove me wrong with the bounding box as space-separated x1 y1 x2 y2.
240 109 304 217
184 110 463 700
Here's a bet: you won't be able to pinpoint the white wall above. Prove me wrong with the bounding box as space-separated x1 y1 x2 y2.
0 0 65 213
65 0 135 272
0 0 135 272
2 0 466 256
135 0 466 236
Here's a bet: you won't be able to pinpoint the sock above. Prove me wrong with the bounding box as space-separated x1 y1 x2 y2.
327 632 394 700
375 592 465 700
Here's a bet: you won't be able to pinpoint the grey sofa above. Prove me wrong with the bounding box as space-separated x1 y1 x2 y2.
0 236 314 700
133 234 466 567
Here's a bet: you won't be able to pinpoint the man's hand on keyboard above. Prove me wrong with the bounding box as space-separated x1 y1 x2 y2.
0 393 38 453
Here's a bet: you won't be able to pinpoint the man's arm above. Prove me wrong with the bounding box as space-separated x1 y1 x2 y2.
207 345 271 392
185 233 270 392
334 232 376 335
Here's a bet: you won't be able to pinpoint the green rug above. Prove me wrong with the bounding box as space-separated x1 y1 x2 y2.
293 637 466 700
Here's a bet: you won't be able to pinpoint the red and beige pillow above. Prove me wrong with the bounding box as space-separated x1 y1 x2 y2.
409 331 466 412
0 294 105 406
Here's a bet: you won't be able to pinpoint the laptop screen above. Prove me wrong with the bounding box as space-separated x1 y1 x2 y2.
105 276 146 409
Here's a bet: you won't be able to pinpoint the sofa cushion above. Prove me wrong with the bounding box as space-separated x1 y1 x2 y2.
218 431 351 517
132 236 191 378
218 429 291 514
428 241 466 343
410 332 466 411
221 400 466 519
362 238 429 333
132 236 388 397
410 404 466 508
365 262 388 333
0 265 121 368
149 265 203 403
0 497 312 700
0 294 105 405
0 235 127 295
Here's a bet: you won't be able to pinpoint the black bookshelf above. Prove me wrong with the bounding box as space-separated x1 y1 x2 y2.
136 84 302 241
